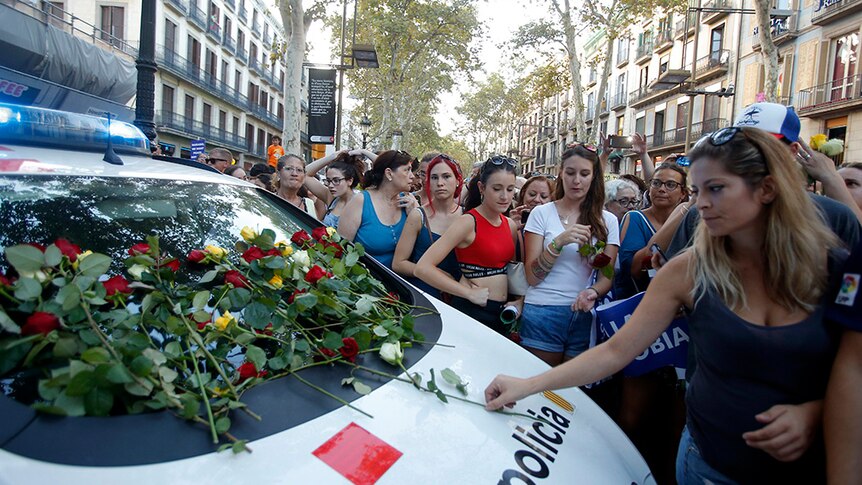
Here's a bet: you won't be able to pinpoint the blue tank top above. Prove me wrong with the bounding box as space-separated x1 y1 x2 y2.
322 197 340 228
407 213 461 298
685 287 838 483
355 192 406 269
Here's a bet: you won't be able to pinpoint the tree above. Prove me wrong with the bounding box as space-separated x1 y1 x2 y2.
752 0 780 101
327 0 483 154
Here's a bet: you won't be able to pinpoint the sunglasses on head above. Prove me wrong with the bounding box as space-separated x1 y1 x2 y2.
566 142 598 152
431 154 462 174
485 155 518 168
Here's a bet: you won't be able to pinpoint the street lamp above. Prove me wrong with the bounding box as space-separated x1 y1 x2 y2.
359 115 372 149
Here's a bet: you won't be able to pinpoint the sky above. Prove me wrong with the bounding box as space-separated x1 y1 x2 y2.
301 0 545 137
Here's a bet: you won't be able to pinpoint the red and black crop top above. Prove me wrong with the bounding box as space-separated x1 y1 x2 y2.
454 209 515 278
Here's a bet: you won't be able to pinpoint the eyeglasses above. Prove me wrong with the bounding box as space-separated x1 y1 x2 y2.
281 166 305 174
649 179 681 191
209 158 230 164
615 197 641 207
322 177 345 186
486 155 518 168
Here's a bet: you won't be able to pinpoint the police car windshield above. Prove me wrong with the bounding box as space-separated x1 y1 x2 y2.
0 176 310 275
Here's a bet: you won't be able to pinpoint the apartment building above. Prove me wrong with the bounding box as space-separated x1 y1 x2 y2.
4 0 310 165
509 0 861 177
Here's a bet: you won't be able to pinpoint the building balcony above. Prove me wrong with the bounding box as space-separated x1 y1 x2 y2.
654 29 674 54
675 13 696 39
188 4 207 31
752 14 798 50
264 31 273 47
249 57 260 72
611 91 627 111
694 50 731 83
165 0 189 15
635 42 653 65
629 82 684 109
223 0 236 11
206 20 222 43
247 102 282 128
647 118 729 150
236 47 248 64
797 74 862 116
703 0 731 23
238 8 248 24
617 48 630 68
156 111 248 152
812 0 862 25
224 36 236 54
586 106 596 122
252 19 262 38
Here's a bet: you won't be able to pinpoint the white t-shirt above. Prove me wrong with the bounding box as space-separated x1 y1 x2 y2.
523 202 620 306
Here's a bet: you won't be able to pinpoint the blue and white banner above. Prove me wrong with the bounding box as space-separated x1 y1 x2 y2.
595 292 689 377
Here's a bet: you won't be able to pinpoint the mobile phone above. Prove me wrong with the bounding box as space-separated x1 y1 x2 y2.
649 243 668 265
608 135 633 149
521 209 531 223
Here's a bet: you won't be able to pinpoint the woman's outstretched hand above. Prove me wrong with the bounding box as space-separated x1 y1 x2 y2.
484 374 533 411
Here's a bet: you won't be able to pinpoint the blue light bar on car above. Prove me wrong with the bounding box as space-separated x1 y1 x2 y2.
0 103 149 154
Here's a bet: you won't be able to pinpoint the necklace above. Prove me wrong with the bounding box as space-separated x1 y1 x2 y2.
557 204 577 225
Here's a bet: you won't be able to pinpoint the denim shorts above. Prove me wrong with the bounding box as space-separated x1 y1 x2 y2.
676 426 738 485
519 303 592 357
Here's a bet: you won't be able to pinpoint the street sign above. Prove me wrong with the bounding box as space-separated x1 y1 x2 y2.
190 139 206 160
308 69 336 145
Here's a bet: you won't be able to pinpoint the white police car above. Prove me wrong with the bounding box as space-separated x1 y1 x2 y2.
0 104 653 484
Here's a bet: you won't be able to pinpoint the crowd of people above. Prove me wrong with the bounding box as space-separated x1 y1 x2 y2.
189 102 861 484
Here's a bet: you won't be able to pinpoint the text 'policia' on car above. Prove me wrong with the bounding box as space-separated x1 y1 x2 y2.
0 103 653 484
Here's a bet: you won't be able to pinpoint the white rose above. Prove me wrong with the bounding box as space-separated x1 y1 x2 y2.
379 342 403 366
291 250 310 269
127 264 147 281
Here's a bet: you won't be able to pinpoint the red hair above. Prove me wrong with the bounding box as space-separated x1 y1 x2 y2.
423 154 463 216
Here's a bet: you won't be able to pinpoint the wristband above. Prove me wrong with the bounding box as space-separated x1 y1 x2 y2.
550 238 563 254
586 286 600 298
547 242 561 257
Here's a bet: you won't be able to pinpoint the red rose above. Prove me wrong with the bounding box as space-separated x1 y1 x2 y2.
287 288 306 304
591 252 612 269
55 238 82 262
304 265 331 285
325 241 344 258
242 246 266 263
27 243 46 252
224 270 249 288
197 320 210 330
128 243 150 256
339 337 359 362
21 311 60 336
290 230 312 247
187 249 207 263
508 332 522 344
265 248 281 257
161 259 180 272
237 362 267 382
311 226 329 242
0 272 14 287
254 323 274 336
102 275 132 296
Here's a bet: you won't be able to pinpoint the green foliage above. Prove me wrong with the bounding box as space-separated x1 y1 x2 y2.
0 228 426 451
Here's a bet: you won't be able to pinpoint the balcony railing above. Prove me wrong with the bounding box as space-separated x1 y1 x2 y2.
156 111 247 151
238 8 248 24
703 0 731 22
655 28 674 52
617 47 630 67
264 31 272 47
249 57 260 73
224 36 236 53
252 19 262 37
752 15 797 48
797 74 862 113
694 49 731 79
675 13 696 38
647 118 729 148
223 0 236 11
236 47 248 64
635 41 653 63
165 0 189 14
206 20 222 42
188 4 207 31
812 0 862 24
611 90 627 110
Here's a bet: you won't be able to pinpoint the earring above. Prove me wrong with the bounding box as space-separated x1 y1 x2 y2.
387 176 393 181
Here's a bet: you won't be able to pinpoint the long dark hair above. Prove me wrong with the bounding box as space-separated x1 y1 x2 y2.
328 152 366 189
463 155 517 211
362 150 416 189
556 145 608 242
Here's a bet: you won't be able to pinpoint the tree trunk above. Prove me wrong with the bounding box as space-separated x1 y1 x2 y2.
279 0 306 155
752 0 780 101
560 3 586 141
591 35 615 143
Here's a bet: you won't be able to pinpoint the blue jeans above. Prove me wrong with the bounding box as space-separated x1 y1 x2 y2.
676 426 738 485
519 303 592 357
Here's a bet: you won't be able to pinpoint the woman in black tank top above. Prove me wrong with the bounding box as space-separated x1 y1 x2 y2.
485 127 846 484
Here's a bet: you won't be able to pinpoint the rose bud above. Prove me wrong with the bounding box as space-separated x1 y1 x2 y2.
339 337 359 363
21 311 61 336
290 230 312 247
591 253 612 269
311 226 329 242
304 265 331 285
128 243 151 256
287 288 306 304
188 249 207 263
224 270 250 288
237 362 264 382
55 238 82 262
0 272 14 288
241 246 266 263
102 275 132 296
161 259 181 272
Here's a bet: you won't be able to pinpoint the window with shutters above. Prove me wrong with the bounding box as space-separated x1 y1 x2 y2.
100 6 124 47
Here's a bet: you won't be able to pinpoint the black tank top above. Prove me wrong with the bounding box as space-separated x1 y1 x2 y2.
685 287 839 484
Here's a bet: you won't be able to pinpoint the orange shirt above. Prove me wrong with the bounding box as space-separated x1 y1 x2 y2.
267 144 284 167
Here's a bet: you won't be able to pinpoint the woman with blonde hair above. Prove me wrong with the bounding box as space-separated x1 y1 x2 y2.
485 127 844 484
275 154 326 220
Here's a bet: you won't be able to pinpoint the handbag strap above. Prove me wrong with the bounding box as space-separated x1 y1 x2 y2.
418 207 434 245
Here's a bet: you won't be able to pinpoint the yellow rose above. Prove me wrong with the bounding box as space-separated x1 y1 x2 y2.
810 134 827 150
326 227 337 237
205 245 227 261
214 310 234 331
240 226 257 242
279 244 294 257
71 250 93 270
268 274 283 289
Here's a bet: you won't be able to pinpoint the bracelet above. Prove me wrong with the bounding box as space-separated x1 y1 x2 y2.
547 242 561 257
550 238 563 254
585 286 600 298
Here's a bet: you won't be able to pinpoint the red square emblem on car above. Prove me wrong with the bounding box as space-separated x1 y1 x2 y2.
312 422 403 485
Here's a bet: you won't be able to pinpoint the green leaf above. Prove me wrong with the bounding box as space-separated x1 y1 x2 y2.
44 245 63 267
264 257 285 269
322 331 343 350
441 368 463 387
0 310 20 334
1 339 33 375
373 326 389 337
142 348 167 366
198 270 219 284
65 370 96 397
180 394 200 419
245 345 266 369
192 290 211 310
294 339 310 353
5 245 45 274
268 355 288 370
434 389 449 403
106 364 133 384
294 292 318 310
352 380 372 395
456 383 469 397
129 355 154 376
56 284 81 311
124 379 154 396
78 253 111 277
158 366 178 383
231 440 249 454
53 337 78 358
81 347 111 364
164 341 182 359
411 373 423 387
215 417 231 434
351 328 372 350
235 333 255 345
84 387 114 416
227 288 252 308
54 391 86 416
243 301 272 329
601 265 615 280
344 251 359 267
355 296 375 315
14 277 42 301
